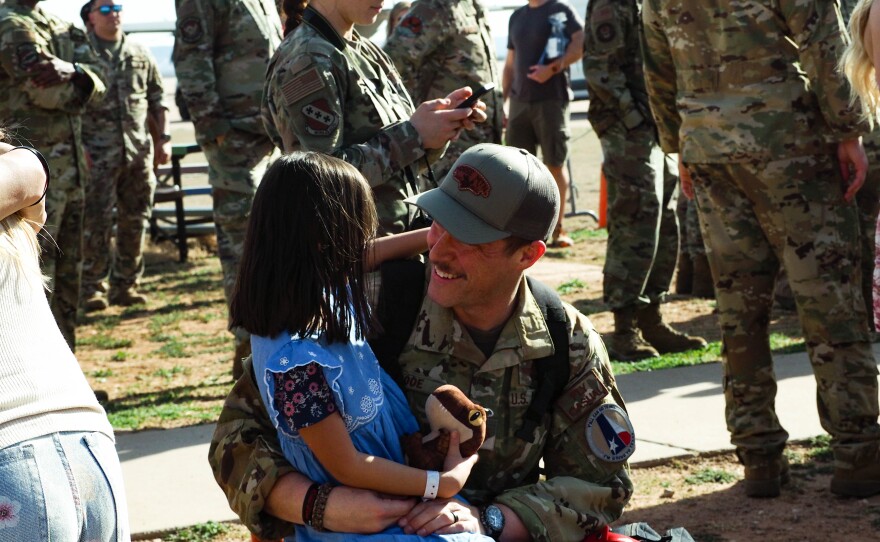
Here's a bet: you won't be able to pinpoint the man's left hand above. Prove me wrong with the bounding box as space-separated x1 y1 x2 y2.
398 499 481 537
154 142 171 167
837 137 868 202
526 62 559 84
28 51 76 87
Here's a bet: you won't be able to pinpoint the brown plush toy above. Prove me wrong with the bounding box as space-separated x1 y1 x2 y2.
402 384 487 471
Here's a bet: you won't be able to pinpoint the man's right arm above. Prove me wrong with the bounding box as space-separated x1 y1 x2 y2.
640 0 680 154
173 0 229 141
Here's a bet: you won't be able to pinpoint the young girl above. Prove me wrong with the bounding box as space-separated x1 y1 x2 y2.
229 152 491 541
841 0 880 331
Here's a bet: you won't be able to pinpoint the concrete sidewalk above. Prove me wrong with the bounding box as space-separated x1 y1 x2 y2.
117 342 880 538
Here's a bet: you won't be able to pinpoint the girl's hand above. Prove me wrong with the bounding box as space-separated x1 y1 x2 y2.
437 431 478 498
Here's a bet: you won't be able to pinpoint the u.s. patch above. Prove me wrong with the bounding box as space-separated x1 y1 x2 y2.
301 99 338 136
584 403 635 463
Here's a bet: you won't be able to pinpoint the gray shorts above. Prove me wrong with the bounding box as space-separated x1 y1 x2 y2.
506 98 571 167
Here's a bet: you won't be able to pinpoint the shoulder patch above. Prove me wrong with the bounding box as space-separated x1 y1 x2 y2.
595 22 616 43
15 42 39 70
585 403 635 463
399 15 423 35
178 16 204 44
301 98 339 136
558 367 609 422
282 66 325 106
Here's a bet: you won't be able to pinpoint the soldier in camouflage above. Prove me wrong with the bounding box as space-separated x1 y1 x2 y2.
583 0 705 362
674 196 713 298
383 0 503 182
208 145 634 541
0 0 106 351
173 0 282 377
262 1 478 238
643 0 880 498
80 0 169 312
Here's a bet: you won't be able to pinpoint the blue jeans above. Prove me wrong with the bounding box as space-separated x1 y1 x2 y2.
0 431 130 541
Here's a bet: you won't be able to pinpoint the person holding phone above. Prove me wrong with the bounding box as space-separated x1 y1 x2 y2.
263 0 484 238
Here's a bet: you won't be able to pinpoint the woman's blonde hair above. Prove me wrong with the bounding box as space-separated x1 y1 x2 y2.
840 0 879 126
0 213 47 290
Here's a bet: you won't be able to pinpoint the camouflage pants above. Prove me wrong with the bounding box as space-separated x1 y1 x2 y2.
41 180 85 351
689 155 880 467
201 129 276 342
857 132 880 330
676 195 705 258
601 122 679 310
81 153 156 294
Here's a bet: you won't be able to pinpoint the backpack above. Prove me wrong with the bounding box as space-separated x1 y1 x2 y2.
369 260 570 443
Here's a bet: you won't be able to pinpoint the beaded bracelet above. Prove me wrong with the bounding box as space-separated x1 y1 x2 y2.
309 483 334 532
11 146 50 207
301 482 321 527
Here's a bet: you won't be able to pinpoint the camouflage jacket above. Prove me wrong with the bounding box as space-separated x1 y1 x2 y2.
262 9 440 235
582 0 652 137
173 0 282 141
642 0 866 163
383 0 503 178
209 276 634 541
83 34 167 165
0 0 106 187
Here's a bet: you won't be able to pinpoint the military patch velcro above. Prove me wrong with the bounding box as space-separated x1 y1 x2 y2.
400 15 423 35
301 98 339 136
584 403 635 463
16 43 40 71
178 17 204 44
282 67 325 106
596 22 616 43
558 367 609 422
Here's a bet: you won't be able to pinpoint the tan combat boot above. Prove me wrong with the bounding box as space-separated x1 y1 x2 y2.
830 447 880 498
109 286 148 306
606 307 659 362
637 302 707 354
738 450 790 498
83 291 109 312
690 254 715 299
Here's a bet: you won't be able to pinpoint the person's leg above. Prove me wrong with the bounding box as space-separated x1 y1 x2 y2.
109 157 157 305
49 183 85 351
674 193 693 295
535 99 571 246
689 161 787 496
505 98 539 156
81 152 122 311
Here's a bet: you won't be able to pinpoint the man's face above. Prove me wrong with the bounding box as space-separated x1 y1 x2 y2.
425 221 529 328
89 0 123 41
338 0 386 27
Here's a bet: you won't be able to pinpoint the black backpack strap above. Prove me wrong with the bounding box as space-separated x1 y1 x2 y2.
368 259 427 384
516 276 571 443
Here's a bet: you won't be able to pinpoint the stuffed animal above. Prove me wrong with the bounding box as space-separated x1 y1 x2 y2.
402 384 487 471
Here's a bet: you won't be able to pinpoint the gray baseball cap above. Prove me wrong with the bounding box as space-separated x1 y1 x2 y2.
405 144 560 244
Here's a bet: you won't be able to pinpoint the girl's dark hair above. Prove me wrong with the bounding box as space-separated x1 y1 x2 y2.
282 0 308 36
230 152 378 343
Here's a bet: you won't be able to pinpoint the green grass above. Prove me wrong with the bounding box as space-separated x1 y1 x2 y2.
685 468 737 485
153 365 191 379
163 521 230 542
77 334 133 350
557 278 586 296
611 333 805 375
110 350 128 362
806 434 833 462
570 227 608 242
90 368 114 378
106 384 227 430
155 340 189 358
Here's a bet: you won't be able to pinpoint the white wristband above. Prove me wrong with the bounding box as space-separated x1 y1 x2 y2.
423 470 440 500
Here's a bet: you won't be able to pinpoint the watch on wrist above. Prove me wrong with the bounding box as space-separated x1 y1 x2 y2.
158 133 172 143
480 504 504 541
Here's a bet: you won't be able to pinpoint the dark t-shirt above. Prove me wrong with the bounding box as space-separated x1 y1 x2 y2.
507 0 583 102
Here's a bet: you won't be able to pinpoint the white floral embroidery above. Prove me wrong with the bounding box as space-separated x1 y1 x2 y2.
360 396 374 414
348 386 355 395
0 496 21 529
368 378 380 395
358 351 364 360
279 356 289 366
344 413 354 428
338 354 345 362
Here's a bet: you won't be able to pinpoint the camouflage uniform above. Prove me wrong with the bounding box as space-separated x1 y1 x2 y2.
643 0 880 467
0 0 106 350
262 7 442 236
173 0 282 345
209 277 634 540
82 34 166 298
582 0 678 310
383 0 503 181
676 196 704 259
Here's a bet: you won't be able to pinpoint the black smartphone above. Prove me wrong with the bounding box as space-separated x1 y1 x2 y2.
456 82 495 109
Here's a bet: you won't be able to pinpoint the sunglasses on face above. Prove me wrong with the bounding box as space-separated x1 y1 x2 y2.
95 4 123 15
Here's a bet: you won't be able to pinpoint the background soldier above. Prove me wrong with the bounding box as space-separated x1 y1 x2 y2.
583 0 705 361
174 0 282 377
643 0 880 498
80 0 170 312
0 0 106 350
384 0 503 181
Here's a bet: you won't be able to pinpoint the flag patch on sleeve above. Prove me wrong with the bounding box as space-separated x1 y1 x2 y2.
585 403 635 463
283 67 325 106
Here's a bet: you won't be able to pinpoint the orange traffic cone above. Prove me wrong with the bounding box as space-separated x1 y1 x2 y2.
598 165 608 229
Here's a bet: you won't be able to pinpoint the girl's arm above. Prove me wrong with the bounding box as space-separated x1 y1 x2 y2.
0 143 47 227
299 411 476 499
364 228 429 271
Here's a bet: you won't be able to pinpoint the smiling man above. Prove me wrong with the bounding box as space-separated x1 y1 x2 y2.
209 144 635 541
80 0 170 312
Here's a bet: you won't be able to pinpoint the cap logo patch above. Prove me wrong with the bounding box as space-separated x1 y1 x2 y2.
179 17 204 44
301 99 339 136
584 403 635 463
453 165 491 198
400 15 423 35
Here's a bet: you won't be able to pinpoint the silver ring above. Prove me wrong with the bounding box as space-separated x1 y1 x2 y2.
451 511 459 523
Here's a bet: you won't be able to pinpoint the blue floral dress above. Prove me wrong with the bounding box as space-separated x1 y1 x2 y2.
252 325 492 542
